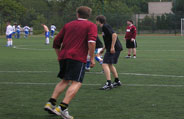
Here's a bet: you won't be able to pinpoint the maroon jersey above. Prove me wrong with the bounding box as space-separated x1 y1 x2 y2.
53 19 97 63
125 25 137 40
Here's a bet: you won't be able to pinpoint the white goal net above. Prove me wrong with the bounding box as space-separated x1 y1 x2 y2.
181 18 184 36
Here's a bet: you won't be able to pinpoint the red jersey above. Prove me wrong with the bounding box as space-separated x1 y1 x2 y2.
53 19 97 63
125 25 137 40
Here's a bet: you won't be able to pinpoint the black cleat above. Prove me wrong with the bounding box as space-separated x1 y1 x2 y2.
112 81 122 88
99 82 113 90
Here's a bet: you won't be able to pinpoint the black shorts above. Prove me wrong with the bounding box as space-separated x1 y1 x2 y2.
103 51 121 64
126 39 137 48
57 59 86 83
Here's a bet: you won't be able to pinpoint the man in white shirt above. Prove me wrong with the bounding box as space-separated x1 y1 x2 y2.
12 23 16 38
50 24 56 38
6 22 13 47
16 24 21 39
23 26 30 38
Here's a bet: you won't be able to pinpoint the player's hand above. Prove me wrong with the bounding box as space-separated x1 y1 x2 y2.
90 59 95 68
124 38 126 41
131 38 135 42
110 47 115 54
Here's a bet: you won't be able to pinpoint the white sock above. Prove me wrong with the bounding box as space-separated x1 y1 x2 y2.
8 41 11 46
10 40 13 46
46 38 49 44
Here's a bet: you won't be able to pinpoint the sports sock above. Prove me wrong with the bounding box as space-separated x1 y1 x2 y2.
95 56 103 64
60 102 68 111
46 38 49 44
133 54 136 56
115 78 119 82
107 80 111 86
10 40 13 46
49 98 56 106
86 60 91 69
128 54 131 56
8 41 11 46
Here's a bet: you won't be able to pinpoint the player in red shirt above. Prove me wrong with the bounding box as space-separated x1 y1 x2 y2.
125 20 137 58
44 6 97 119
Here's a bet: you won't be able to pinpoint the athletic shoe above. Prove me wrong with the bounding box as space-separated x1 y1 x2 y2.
85 67 90 72
125 56 131 58
44 102 56 114
54 106 74 119
133 56 136 59
112 81 122 87
99 82 113 90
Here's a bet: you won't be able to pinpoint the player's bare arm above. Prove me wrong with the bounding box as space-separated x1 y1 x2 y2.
111 33 117 54
88 42 96 68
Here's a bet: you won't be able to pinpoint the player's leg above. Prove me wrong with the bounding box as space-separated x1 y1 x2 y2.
44 59 67 114
109 64 122 87
51 80 70 99
62 81 82 104
133 48 136 58
54 59 85 119
100 63 113 90
132 40 137 58
125 40 132 58
44 80 69 114
95 48 103 64
45 32 50 44
10 38 13 46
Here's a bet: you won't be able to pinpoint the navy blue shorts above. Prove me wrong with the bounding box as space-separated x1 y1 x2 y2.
103 51 121 64
57 59 86 83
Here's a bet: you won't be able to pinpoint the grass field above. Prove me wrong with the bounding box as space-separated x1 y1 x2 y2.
0 35 184 119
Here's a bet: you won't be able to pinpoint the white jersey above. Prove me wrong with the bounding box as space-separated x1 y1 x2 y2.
51 25 56 31
12 25 16 32
16 25 21 31
6 25 13 35
23 26 30 32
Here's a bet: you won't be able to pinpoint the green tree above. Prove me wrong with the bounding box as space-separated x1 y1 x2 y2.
0 0 26 22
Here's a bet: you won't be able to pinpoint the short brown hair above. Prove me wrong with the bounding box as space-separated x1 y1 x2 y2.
96 15 106 24
76 6 92 19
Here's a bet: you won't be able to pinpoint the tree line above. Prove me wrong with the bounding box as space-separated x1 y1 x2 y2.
1 0 183 34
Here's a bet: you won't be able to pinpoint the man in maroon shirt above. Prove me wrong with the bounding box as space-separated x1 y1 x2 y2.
125 20 137 58
44 6 97 119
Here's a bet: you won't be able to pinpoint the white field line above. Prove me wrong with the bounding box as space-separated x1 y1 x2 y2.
138 50 184 52
0 71 184 78
0 82 184 87
11 45 184 52
87 72 184 78
14 47 53 51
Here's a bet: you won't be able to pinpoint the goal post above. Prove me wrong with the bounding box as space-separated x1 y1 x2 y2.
181 18 184 36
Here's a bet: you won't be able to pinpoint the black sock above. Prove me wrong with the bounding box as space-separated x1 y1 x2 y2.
49 98 56 106
107 80 111 86
60 102 68 111
115 78 119 82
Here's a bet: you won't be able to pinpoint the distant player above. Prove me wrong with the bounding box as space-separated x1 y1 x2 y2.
50 24 56 38
44 6 97 119
23 26 30 38
86 36 103 71
41 24 50 45
6 22 13 47
16 24 21 39
96 15 123 90
12 23 16 38
125 20 137 58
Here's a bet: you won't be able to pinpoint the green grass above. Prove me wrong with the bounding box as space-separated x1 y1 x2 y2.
0 35 184 119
